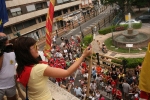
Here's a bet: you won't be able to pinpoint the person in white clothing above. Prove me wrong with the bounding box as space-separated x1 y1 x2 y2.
0 33 17 100
74 86 83 97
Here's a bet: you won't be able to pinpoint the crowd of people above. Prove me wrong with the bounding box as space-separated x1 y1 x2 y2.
70 59 141 100
0 32 143 100
49 35 141 100
0 32 92 100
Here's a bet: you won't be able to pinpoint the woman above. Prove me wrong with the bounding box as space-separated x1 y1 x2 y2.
13 37 92 100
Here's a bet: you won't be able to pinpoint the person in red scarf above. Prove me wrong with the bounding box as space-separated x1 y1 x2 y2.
112 87 117 99
14 37 92 100
116 89 122 100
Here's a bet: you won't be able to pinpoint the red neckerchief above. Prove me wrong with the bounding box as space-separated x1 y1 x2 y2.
18 61 48 87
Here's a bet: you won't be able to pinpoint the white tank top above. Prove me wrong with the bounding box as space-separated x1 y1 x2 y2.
0 52 16 89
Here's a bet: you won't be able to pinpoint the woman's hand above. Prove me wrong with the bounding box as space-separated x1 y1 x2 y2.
81 46 92 58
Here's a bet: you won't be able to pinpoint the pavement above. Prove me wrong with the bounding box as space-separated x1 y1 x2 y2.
92 25 150 58
37 6 150 59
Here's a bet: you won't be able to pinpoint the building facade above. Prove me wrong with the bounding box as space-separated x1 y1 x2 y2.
4 0 84 41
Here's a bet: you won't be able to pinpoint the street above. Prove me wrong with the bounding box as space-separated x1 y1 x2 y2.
39 6 114 50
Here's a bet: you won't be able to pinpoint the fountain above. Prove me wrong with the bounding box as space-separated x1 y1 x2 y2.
113 13 150 48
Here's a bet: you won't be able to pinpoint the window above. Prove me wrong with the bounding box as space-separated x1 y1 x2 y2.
35 3 43 10
10 7 22 17
29 19 36 26
43 2 48 8
23 19 36 28
14 23 24 31
57 0 63 4
7 9 12 18
3 27 12 34
41 27 46 37
47 1 50 6
14 18 36 31
75 5 79 10
63 9 68 14
37 17 42 23
54 10 62 17
41 15 46 21
70 6 75 12
63 0 69 2
26 4 36 12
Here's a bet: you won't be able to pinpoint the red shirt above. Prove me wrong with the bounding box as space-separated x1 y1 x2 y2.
112 88 117 95
82 62 87 69
111 80 116 87
116 89 122 99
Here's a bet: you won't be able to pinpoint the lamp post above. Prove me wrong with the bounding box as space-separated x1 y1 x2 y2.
78 21 84 39
94 26 97 34
71 21 74 29
56 30 58 38
82 11 86 22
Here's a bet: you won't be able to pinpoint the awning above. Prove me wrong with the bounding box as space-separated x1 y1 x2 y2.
89 5 94 8
63 17 73 22
56 17 63 21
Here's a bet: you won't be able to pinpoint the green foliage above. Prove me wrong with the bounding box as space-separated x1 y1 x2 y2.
105 37 147 53
120 23 142 29
82 34 93 46
119 24 128 29
98 26 115 35
99 22 142 35
125 58 144 68
132 22 142 29
112 57 144 68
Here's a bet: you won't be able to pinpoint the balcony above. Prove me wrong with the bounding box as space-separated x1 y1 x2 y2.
5 1 81 27
6 0 44 8
17 80 79 100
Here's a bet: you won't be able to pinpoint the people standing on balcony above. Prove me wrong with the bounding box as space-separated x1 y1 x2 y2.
0 33 17 100
13 36 92 100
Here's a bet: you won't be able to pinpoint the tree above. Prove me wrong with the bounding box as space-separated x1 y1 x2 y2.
132 0 150 11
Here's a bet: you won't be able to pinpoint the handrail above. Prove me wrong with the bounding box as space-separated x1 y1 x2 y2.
16 81 79 100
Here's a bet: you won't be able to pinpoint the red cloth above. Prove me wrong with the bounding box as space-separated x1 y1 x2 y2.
56 78 62 82
134 98 138 100
116 89 122 99
18 61 48 87
18 66 32 87
111 80 116 87
112 88 117 95
82 62 87 69
140 91 150 99
99 97 105 100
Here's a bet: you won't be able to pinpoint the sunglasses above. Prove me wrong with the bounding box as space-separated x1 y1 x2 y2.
30 43 38 50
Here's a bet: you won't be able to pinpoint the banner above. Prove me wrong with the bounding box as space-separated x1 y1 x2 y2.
0 0 8 32
44 0 55 59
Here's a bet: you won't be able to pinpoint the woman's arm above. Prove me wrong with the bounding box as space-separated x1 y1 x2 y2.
43 46 92 78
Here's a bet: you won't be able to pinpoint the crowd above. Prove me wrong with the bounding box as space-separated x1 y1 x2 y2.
49 35 141 100
0 32 92 100
0 32 142 100
71 58 141 100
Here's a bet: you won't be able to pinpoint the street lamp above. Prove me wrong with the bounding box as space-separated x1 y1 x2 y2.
56 30 58 38
82 10 86 22
94 26 97 34
71 21 74 29
78 21 84 39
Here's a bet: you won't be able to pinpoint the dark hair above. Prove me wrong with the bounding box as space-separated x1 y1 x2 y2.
14 37 39 77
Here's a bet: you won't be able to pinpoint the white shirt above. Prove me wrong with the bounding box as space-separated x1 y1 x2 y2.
74 87 82 96
0 52 16 89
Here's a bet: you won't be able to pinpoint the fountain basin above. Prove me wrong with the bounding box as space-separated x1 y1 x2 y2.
113 32 150 48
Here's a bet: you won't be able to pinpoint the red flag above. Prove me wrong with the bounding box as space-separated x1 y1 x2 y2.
44 0 55 59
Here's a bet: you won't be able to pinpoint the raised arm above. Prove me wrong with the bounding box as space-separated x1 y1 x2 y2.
44 46 92 78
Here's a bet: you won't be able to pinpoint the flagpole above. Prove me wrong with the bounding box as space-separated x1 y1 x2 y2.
86 34 95 99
